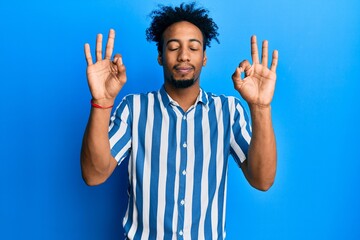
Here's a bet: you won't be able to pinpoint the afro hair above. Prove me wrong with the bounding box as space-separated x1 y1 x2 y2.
146 2 219 53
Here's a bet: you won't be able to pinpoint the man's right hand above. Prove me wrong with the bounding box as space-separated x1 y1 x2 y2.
84 29 126 107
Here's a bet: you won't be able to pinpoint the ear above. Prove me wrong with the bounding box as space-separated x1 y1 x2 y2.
157 52 163 66
202 50 207 66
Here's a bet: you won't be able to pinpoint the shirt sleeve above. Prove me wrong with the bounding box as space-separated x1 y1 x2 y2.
108 96 132 165
229 97 252 167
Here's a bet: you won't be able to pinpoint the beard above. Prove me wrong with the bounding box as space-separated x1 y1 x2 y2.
167 76 197 88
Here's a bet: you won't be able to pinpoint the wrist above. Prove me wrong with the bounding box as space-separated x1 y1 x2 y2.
249 103 271 111
90 99 114 109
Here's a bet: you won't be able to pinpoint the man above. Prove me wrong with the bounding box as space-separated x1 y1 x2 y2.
81 2 278 239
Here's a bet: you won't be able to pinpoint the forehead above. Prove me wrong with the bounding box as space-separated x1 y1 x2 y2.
162 21 203 43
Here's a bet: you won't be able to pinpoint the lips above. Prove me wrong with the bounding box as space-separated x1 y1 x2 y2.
174 65 194 74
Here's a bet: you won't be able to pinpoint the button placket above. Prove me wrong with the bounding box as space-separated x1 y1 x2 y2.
177 112 188 238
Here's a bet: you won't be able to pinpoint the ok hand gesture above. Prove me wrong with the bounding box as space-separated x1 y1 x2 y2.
232 36 278 108
84 29 126 106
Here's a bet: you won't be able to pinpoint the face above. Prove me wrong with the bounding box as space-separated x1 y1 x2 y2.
158 21 207 88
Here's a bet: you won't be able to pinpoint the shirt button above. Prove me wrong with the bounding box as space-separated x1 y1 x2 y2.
182 142 187 148
182 170 186 175
180 200 185 205
179 230 183 236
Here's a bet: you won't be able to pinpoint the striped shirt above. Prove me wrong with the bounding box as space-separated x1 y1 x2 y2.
109 86 252 240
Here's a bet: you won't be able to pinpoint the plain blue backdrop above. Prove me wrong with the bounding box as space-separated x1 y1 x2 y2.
1 0 359 239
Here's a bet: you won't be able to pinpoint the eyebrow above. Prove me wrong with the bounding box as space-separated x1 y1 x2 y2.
166 38 203 46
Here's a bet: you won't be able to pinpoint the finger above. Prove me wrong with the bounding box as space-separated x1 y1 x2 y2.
251 35 260 64
114 54 126 83
239 60 251 77
96 33 103 62
114 54 125 71
232 66 241 81
270 50 279 72
261 40 268 67
113 53 123 65
105 29 115 60
84 43 93 65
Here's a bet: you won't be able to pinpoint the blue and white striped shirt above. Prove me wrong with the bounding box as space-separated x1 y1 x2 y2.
109 86 252 240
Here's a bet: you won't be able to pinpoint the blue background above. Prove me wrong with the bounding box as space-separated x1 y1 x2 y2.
1 0 359 239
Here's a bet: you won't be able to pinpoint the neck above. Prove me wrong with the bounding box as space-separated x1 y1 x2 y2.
164 81 200 112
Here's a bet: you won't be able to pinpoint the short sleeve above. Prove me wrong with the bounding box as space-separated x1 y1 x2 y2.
108 96 132 165
229 98 252 167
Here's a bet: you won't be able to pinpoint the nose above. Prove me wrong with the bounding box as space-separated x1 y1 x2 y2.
177 48 190 62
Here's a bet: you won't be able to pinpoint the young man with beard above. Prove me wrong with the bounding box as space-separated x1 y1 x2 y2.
81 2 278 239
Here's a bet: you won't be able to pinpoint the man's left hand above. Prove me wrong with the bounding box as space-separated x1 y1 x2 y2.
232 36 278 108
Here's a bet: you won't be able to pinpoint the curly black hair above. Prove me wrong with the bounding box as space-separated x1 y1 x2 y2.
145 2 219 53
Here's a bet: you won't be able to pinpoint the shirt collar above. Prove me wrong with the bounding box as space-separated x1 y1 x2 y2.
159 85 209 109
